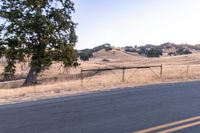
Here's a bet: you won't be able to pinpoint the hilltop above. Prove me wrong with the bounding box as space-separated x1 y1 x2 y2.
1 42 200 105
78 42 200 62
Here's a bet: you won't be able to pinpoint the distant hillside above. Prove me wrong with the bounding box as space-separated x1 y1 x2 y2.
78 44 112 61
126 43 196 57
78 42 200 61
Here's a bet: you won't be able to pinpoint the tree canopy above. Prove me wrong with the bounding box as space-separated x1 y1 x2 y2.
0 0 78 85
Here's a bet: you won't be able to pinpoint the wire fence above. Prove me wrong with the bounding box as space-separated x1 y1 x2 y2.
1 62 200 105
80 65 163 87
0 60 79 84
80 64 200 87
1 60 200 89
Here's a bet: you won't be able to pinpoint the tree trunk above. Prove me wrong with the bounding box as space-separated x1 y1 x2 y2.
23 67 39 86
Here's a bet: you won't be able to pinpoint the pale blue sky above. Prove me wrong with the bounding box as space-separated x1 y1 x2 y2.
73 0 200 49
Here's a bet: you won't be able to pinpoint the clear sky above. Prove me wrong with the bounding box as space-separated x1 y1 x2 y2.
73 0 200 49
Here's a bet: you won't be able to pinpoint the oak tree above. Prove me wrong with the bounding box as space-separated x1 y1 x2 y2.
0 0 78 86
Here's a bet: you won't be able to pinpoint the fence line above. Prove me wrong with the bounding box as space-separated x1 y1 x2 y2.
2 63 200 86
81 64 163 87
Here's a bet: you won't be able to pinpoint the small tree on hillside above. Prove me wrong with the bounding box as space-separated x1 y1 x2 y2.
79 49 93 61
147 47 162 57
176 48 192 55
0 0 78 86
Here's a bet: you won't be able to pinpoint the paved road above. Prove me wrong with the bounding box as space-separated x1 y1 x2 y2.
1 81 200 133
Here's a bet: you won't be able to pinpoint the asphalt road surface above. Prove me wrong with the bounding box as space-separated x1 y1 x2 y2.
1 81 200 133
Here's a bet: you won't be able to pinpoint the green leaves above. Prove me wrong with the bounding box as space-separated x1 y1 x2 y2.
0 0 78 82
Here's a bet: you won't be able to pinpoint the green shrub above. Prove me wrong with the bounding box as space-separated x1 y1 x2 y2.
176 48 192 55
79 49 93 61
147 48 162 57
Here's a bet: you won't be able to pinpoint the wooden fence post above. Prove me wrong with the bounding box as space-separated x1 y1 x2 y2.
122 67 125 82
81 69 83 87
160 64 163 78
187 65 189 78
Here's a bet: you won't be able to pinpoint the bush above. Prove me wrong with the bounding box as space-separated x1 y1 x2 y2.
168 52 176 56
102 58 110 62
147 48 162 57
138 46 148 55
79 49 93 61
105 47 112 51
125 46 136 52
176 48 192 55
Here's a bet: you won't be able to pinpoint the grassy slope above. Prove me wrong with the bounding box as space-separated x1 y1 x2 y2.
0 49 200 104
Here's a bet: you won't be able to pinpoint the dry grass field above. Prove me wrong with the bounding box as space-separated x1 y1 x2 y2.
1 49 200 105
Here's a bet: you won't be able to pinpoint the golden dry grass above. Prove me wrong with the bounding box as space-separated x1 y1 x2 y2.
1 49 200 105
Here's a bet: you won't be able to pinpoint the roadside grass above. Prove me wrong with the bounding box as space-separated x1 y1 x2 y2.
1 51 200 105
